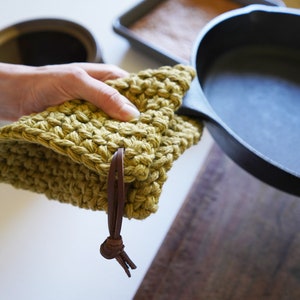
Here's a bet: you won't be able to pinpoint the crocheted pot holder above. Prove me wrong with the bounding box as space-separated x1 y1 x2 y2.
0 64 203 276
0 64 202 220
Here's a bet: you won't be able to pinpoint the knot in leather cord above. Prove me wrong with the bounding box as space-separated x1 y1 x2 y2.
100 148 136 277
100 236 124 259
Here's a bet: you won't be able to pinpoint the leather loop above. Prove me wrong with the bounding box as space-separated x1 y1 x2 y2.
100 148 136 277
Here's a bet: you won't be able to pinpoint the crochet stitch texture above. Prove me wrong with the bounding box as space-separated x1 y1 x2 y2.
0 64 203 219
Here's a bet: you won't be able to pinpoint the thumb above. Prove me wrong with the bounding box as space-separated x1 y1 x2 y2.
93 82 140 121
72 75 140 122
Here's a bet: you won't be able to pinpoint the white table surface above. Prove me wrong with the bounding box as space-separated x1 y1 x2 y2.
0 1 213 299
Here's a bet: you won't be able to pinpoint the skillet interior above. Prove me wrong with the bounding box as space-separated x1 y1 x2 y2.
196 7 300 176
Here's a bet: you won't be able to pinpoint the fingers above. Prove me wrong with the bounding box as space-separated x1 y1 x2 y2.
85 79 140 121
19 63 139 122
0 62 139 121
62 65 140 122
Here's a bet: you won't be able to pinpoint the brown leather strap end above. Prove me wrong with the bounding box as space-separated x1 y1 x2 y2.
100 148 136 277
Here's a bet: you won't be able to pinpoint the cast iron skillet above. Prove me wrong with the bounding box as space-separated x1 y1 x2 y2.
178 5 300 196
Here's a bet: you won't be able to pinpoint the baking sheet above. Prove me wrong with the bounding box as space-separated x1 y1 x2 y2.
113 0 283 64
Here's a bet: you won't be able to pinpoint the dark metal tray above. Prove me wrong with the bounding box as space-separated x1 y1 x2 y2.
113 0 284 65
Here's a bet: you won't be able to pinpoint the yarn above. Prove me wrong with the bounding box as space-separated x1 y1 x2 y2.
0 64 203 219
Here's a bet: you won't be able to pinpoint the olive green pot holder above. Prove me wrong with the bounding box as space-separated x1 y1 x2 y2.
0 64 203 276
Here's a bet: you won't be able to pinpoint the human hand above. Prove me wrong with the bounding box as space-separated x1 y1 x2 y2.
0 62 140 121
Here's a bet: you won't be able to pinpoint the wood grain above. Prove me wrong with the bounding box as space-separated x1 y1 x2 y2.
134 143 300 300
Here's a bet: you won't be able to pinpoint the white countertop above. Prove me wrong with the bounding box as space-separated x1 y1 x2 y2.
0 1 213 299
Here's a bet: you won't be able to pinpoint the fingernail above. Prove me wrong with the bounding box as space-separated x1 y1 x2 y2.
123 103 140 121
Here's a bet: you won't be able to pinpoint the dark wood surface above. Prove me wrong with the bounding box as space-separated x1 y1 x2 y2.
134 143 300 300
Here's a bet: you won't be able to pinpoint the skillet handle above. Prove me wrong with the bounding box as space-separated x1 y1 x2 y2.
177 76 219 123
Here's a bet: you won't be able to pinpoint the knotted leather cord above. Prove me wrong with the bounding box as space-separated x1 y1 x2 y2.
100 148 137 277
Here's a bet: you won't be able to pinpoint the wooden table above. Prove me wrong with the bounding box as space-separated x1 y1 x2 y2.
134 143 300 300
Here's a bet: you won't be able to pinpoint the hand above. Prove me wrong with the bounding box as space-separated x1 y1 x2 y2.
0 62 140 121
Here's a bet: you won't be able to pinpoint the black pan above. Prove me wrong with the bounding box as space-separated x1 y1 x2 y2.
178 5 300 196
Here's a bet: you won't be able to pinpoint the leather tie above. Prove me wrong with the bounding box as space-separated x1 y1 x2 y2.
100 148 137 277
